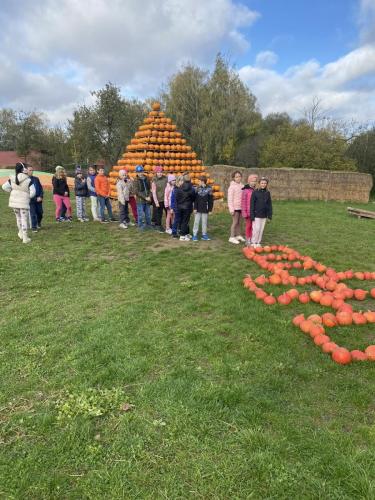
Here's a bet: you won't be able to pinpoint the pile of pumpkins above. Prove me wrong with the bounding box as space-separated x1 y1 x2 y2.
109 102 224 200
242 245 375 365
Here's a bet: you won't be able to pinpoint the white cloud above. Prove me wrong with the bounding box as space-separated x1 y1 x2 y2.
255 50 278 67
239 43 375 122
0 0 259 123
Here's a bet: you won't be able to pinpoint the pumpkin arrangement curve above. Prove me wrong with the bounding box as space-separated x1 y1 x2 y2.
242 245 375 365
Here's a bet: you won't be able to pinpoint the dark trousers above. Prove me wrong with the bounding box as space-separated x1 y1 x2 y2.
154 201 165 227
179 208 191 236
172 209 181 235
119 202 127 224
30 201 43 228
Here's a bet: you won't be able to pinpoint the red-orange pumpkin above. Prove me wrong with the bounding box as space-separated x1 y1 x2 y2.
332 348 352 365
365 345 375 361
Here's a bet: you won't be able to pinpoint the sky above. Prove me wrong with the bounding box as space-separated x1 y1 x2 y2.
0 0 374 125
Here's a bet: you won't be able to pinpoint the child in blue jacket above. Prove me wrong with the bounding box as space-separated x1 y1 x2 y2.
27 165 44 232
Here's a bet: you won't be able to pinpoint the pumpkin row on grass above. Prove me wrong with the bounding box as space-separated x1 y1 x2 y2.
242 245 375 365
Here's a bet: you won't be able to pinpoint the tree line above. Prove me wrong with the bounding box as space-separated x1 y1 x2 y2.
0 54 374 180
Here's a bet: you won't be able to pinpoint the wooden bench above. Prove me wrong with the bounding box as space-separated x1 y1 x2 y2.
347 207 375 219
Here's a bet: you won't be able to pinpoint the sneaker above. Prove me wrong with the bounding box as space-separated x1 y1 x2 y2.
101 220 109 224
186 234 192 239
129 222 136 226
165 228 172 235
172 233 179 239
110 218 117 222
67 217 73 222
201 234 211 241
236 235 246 242
119 223 128 229
179 235 189 241
37 225 42 229
94 218 101 222
23 236 31 244
192 235 199 241
84 218 90 222
32 228 38 233
158 226 165 233
229 237 240 245
18 230 23 239
78 218 84 222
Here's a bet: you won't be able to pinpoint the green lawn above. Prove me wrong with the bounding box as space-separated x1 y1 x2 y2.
1 192 375 499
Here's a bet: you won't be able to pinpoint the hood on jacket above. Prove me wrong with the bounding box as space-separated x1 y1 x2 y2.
11 173 29 184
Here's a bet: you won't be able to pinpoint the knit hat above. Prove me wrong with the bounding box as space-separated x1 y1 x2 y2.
153 165 163 173
167 174 176 182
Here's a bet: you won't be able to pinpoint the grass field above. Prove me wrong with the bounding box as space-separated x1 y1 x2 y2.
1 191 375 499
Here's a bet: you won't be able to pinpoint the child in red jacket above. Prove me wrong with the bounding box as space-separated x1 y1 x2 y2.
241 174 258 246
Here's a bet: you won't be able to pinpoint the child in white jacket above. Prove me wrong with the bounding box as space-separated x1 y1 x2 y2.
2 162 36 243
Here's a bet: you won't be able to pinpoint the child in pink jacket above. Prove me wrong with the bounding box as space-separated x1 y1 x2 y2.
164 174 176 234
227 170 244 244
241 174 258 246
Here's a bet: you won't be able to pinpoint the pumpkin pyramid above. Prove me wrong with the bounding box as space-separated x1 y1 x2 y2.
109 102 224 199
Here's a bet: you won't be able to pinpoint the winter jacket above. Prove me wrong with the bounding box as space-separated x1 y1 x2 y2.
75 177 89 197
176 181 195 211
52 176 70 196
152 175 167 205
250 188 273 221
134 175 151 203
194 185 214 214
241 184 255 219
164 183 173 208
4 173 35 210
170 186 178 212
94 174 110 197
227 180 244 213
87 174 97 197
29 175 44 200
116 178 130 205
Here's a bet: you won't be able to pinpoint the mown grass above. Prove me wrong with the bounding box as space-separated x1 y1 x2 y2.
0 192 375 499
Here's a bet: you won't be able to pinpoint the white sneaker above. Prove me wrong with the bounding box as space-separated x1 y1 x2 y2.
165 228 172 235
229 237 240 245
186 234 192 239
236 235 246 242
129 222 136 226
23 236 31 244
119 223 128 229
179 235 189 241
18 230 23 240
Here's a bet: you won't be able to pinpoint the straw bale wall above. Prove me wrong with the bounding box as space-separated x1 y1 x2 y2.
207 165 373 203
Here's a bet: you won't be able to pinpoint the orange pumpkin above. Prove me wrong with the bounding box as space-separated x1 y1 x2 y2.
332 348 352 365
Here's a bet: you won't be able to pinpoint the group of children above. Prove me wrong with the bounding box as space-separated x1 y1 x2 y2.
227 170 272 247
2 163 272 246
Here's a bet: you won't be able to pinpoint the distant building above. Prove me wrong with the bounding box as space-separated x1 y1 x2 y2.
0 150 42 169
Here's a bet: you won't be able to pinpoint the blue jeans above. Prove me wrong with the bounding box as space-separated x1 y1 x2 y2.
30 201 43 228
97 195 113 221
137 202 151 228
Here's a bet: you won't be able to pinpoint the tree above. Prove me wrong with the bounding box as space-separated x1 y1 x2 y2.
14 111 47 160
347 128 375 180
162 54 260 165
69 83 147 167
0 109 17 150
260 122 357 171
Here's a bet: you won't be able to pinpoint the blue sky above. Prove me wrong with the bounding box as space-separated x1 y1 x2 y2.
238 0 359 70
0 0 374 124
